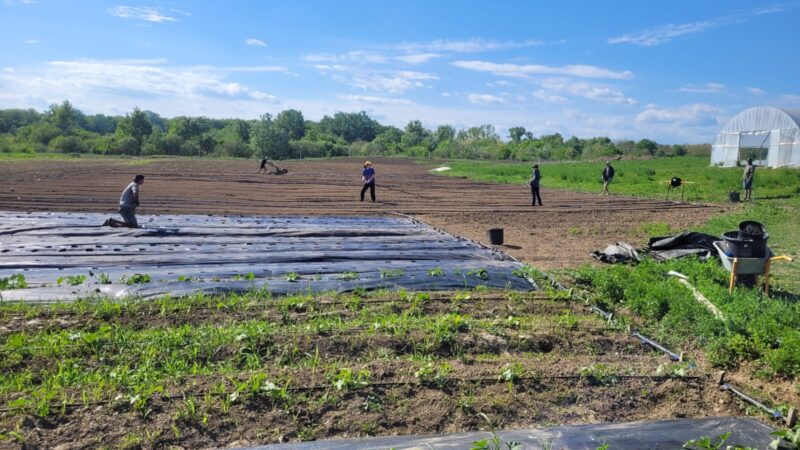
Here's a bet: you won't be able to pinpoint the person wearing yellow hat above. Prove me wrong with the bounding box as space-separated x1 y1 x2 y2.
360 161 376 202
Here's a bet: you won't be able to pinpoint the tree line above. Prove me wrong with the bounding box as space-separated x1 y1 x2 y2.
0 100 711 160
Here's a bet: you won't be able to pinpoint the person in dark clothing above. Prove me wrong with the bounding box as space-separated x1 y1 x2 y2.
601 161 615 195
257 157 269 173
360 161 376 202
529 164 542 206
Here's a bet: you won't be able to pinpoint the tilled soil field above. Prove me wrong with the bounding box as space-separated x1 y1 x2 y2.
0 291 742 448
0 157 715 270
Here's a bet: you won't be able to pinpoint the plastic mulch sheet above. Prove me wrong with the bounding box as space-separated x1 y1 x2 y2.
239 416 775 450
0 211 535 302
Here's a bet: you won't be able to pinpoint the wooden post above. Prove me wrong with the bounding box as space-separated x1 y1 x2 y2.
786 407 797 427
729 259 739 294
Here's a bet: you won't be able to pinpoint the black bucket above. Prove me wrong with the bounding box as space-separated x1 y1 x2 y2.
487 228 504 245
728 191 740 203
721 231 768 258
738 221 766 240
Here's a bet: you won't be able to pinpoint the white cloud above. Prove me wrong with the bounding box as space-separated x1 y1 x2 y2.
678 82 726 93
609 5 787 46
351 71 438 94
24 39 38 44
635 103 721 128
391 38 543 53
245 38 266 47
467 94 505 105
107 6 176 23
394 53 442 64
338 94 412 105
304 51 389 64
780 94 800 104
451 60 633 79
225 66 287 73
538 79 636 105
0 59 281 117
746 87 767 95
532 90 568 104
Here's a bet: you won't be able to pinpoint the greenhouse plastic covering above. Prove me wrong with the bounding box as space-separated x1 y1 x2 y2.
0 211 535 303
241 417 775 450
711 106 800 168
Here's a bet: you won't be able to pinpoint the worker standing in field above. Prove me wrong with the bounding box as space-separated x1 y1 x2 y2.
118 174 144 227
601 161 615 195
530 164 542 206
258 157 269 173
360 161 376 202
742 157 755 201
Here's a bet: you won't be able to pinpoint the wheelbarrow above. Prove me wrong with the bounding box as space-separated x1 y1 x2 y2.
713 241 794 295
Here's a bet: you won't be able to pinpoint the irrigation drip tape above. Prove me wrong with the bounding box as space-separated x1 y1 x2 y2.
541 270 797 424
721 383 783 420
538 272 689 365
0 374 701 414
0 212 536 303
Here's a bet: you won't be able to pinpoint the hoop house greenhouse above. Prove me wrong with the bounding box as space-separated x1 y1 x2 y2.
711 106 800 168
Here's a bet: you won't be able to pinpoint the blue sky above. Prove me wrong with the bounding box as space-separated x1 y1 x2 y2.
1 1 798 143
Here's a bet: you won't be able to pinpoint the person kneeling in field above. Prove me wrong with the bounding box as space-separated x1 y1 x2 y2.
104 174 144 228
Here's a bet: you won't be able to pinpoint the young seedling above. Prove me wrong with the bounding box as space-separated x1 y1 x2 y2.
428 267 445 277
380 268 404 278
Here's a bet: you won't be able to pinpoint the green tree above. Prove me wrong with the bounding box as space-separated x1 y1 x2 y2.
433 125 456 145
250 113 290 159
47 100 84 134
508 126 527 143
636 138 658 156
402 120 429 148
168 117 202 140
274 109 306 140
117 107 153 156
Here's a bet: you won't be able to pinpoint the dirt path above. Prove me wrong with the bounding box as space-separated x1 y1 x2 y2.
0 157 715 269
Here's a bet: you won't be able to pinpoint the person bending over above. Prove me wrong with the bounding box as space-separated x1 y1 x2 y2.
360 161 376 202
601 161 615 195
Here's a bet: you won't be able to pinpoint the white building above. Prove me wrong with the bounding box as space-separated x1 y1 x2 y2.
711 106 800 168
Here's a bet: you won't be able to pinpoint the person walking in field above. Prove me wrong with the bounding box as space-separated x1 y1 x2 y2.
601 161 615 195
742 157 755 201
530 164 542 206
106 174 144 228
360 161 376 202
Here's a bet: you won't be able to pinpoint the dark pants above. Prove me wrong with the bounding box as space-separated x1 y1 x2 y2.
119 206 138 227
360 182 375 202
530 183 542 205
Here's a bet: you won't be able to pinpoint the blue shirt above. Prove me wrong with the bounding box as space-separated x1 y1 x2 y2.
362 167 375 183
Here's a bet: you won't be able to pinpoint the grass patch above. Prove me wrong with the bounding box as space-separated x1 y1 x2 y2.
434 156 800 203
574 256 800 378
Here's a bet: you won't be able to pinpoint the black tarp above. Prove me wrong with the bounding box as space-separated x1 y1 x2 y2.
0 212 535 302
648 231 719 261
239 416 775 450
